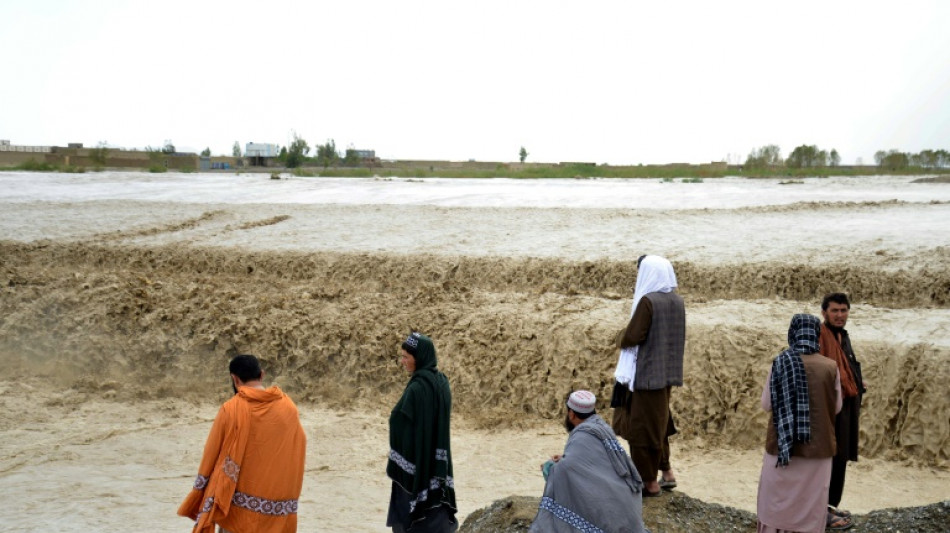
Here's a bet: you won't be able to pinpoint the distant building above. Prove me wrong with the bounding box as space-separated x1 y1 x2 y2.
245 142 280 166
345 148 379 166
0 141 52 153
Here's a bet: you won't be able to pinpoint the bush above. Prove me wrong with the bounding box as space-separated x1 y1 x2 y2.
15 159 57 171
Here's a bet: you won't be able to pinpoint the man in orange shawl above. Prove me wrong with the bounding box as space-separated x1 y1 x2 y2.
178 354 307 533
818 293 866 529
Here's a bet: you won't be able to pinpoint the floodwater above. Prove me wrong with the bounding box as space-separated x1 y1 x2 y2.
1 171 949 208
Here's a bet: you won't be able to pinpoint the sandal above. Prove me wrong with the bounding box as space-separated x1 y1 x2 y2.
828 505 852 518
826 512 853 530
658 478 677 490
642 488 662 498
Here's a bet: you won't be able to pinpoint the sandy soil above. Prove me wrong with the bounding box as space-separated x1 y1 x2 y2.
1 174 948 531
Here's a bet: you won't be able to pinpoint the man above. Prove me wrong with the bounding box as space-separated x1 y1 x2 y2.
757 314 842 533
530 390 647 533
178 354 307 533
611 255 686 496
819 293 866 529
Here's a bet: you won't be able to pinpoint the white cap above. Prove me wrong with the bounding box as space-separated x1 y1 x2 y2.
567 390 596 414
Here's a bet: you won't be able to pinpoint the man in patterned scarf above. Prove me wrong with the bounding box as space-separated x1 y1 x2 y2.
387 332 458 532
756 315 842 532
178 354 307 533
530 390 647 533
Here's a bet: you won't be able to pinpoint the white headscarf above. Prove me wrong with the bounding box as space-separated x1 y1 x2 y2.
614 255 678 391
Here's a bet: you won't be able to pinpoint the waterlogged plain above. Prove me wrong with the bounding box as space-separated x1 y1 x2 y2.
0 172 948 531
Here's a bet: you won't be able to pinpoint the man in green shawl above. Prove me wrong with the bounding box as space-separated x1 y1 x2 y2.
386 332 458 532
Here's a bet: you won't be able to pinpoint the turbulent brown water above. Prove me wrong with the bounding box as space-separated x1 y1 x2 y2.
2 236 947 467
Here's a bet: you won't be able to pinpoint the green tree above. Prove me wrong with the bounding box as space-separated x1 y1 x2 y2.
519 146 528 163
829 149 841 167
744 144 782 167
316 139 339 168
285 132 310 168
162 140 176 154
200 147 211 157
874 150 889 167
89 141 110 167
232 141 242 157
880 149 909 171
786 145 822 168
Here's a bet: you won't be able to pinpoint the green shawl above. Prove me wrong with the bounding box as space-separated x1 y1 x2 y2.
387 333 456 524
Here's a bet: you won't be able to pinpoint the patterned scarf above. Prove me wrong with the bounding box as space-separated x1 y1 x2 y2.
769 314 820 467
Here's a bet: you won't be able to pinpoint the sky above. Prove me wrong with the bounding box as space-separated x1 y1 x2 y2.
2 1 948 165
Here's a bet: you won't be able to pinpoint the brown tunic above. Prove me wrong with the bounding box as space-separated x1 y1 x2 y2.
765 353 838 459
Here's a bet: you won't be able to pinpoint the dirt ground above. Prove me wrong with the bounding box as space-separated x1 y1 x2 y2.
1 175 948 531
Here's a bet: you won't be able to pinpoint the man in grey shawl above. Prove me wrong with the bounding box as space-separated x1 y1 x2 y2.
530 390 648 533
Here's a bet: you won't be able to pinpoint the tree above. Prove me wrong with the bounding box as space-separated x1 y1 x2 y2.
316 139 339 168
829 149 841 167
745 144 782 167
162 140 176 154
200 147 211 157
519 146 528 163
285 132 310 168
786 145 823 168
880 149 909 171
874 150 887 167
232 142 242 157
919 149 938 168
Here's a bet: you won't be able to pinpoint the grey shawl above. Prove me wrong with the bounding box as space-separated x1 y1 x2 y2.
530 415 647 533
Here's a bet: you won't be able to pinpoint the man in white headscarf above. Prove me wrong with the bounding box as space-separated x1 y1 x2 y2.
610 255 686 496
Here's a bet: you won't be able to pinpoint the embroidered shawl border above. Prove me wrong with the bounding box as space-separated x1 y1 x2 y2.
389 447 450 476
539 496 604 533
195 491 299 522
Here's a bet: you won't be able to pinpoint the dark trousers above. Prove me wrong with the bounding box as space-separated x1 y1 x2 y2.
829 455 848 507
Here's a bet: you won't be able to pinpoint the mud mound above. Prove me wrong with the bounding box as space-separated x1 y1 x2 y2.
1 242 947 465
459 495 950 532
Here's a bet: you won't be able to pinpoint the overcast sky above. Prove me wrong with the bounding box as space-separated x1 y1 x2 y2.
2 1 948 165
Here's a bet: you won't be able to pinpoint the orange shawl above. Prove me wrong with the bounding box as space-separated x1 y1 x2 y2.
178 386 306 533
819 325 859 398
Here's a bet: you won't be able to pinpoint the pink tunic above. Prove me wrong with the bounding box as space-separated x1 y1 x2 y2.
756 369 841 533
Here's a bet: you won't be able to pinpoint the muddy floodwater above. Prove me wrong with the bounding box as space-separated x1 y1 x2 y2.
1 171 948 531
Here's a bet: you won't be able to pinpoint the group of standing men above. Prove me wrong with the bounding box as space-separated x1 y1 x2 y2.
531 256 866 533
176 254 865 533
